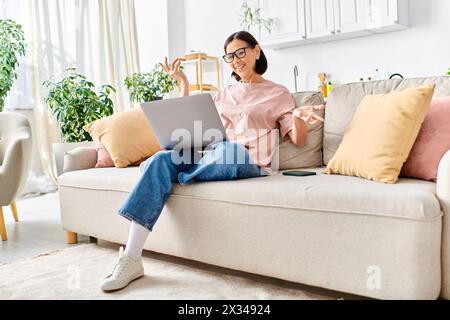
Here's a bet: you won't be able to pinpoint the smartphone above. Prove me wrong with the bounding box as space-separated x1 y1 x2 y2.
282 170 317 177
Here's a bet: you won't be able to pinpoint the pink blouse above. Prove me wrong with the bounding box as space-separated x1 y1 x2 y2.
213 79 295 168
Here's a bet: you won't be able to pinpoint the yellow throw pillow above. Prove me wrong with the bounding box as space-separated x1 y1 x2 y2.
83 107 161 168
324 84 435 184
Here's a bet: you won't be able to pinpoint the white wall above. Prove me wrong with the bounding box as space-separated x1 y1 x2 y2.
167 0 186 60
135 0 186 73
135 0 169 72
184 0 244 87
184 0 450 92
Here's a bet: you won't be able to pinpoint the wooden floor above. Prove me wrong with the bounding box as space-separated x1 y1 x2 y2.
0 192 90 263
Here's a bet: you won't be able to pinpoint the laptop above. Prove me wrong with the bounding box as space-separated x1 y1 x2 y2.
141 93 228 151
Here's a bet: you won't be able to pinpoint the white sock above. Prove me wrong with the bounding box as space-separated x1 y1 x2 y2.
124 221 150 260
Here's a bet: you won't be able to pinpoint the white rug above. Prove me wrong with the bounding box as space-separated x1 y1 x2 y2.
0 244 333 300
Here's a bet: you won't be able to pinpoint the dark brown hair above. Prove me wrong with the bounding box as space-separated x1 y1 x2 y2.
223 31 268 82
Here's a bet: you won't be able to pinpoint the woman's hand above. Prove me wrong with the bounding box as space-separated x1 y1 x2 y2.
293 105 325 125
289 104 325 147
159 57 189 97
159 57 187 83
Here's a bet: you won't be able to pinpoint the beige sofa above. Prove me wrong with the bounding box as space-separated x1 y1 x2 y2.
57 76 450 300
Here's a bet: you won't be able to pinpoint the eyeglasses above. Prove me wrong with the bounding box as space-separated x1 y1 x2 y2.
222 46 253 63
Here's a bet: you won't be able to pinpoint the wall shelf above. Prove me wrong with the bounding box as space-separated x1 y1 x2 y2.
178 53 221 94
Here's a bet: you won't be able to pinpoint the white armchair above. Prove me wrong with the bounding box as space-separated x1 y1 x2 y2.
0 112 32 241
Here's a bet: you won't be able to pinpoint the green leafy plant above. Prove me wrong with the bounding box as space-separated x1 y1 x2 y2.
239 1 274 34
43 68 115 142
447 67 450 76
124 64 181 103
0 19 26 112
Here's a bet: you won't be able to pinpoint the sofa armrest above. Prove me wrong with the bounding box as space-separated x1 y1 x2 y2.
62 147 98 174
437 150 450 298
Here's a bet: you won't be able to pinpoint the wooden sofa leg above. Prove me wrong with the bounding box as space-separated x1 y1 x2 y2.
0 207 7 241
10 201 19 222
66 231 78 244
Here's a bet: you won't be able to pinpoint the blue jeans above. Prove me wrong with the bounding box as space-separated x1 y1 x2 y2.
118 141 266 231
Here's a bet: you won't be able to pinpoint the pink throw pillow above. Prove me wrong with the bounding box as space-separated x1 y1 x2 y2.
401 97 450 181
95 143 115 168
95 143 149 168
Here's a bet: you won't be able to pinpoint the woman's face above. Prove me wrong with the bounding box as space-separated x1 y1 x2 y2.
225 39 261 80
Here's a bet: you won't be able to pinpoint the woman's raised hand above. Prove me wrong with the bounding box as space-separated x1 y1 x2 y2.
293 104 325 125
159 57 187 83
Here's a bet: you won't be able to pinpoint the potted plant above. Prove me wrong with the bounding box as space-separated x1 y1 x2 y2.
43 68 116 174
239 1 274 34
0 19 26 112
124 63 181 103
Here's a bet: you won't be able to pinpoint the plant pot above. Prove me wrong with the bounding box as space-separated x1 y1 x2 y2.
53 141 95 177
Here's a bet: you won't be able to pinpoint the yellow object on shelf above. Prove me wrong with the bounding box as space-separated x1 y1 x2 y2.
327 81 333 94
178 52 221 95
318 73 327 98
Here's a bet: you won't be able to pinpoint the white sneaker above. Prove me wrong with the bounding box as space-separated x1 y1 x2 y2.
101 247 144 292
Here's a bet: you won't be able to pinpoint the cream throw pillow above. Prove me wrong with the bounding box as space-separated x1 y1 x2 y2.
83 107 161 168
324 84 435 184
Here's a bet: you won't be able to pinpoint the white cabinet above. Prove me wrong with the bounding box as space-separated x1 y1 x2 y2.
335 0 366 34
365 0 408 32
258 0 307 48
304 0 335 39
305 0 369 39
259 0 408 49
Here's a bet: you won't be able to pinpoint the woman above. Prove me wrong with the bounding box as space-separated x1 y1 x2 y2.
100 31 324 291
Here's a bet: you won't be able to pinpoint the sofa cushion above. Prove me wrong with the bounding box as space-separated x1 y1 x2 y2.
83 107 161 168
401 96 450 182
93 142 148 168
324 76 450 165
278 91 325 170
94 143 115 168
63 147 98 173
324 84 435 184
58 167 441 221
